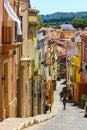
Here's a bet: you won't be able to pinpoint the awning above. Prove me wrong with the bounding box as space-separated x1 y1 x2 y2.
4 0 22 35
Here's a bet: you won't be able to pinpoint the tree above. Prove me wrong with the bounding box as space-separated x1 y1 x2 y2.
72 18 87 29
38 15 43 30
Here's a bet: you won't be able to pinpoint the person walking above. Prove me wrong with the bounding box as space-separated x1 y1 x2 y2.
63 96 67 110
59 91 63 101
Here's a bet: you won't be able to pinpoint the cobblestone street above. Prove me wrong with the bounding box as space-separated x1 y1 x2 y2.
23 79 87 130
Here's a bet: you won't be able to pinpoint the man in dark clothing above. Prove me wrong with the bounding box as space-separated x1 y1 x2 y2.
63 96 67 110
59 92 63 100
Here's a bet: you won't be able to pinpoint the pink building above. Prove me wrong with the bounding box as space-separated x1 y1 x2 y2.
81 34 87 84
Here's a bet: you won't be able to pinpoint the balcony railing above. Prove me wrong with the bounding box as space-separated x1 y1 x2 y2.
2 21 14 44
2 21 23 44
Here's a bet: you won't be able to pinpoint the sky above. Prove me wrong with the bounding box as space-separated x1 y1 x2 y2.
30 0 87 15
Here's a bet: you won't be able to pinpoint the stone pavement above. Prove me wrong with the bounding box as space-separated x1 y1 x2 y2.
0 79 65 130
23 80 87 130
1 79 86 130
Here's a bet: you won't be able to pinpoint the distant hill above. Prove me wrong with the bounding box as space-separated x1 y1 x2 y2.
41 11 87 23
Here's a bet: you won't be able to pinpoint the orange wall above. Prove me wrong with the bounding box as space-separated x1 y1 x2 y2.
0 0 3 43
74 83 87 104
8 55 17 117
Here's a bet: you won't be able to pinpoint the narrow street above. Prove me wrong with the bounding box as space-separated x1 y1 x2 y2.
23 79 87 130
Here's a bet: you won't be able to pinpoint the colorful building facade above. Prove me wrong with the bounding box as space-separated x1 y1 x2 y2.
0 0 21 120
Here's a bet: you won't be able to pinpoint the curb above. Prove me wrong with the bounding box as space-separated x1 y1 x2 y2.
0 81 61 130
0 105 58 130
21 104 59 130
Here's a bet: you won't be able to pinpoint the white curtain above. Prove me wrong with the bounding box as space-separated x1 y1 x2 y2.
4 0 22 35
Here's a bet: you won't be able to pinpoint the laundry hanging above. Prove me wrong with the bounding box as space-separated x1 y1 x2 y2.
4 0 22 35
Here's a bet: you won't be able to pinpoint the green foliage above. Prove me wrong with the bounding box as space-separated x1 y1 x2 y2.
72 18 87 29
80 94 87 108
41 12 87 29
38 15 43 30
41 11 87 22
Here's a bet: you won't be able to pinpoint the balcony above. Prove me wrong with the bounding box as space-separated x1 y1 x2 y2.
2 21 14 44
0 21 22 62
28 8 38 26
0 43 21 62
2 21 23 44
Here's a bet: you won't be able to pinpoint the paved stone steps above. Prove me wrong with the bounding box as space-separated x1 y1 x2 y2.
0 79 66 130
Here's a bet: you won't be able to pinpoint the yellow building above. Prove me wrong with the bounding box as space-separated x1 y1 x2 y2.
18 0 39 117
70 42 82 103
28 8 43 116
28 8 39 77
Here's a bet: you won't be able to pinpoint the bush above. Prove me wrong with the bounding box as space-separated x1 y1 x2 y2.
80 94 87 108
